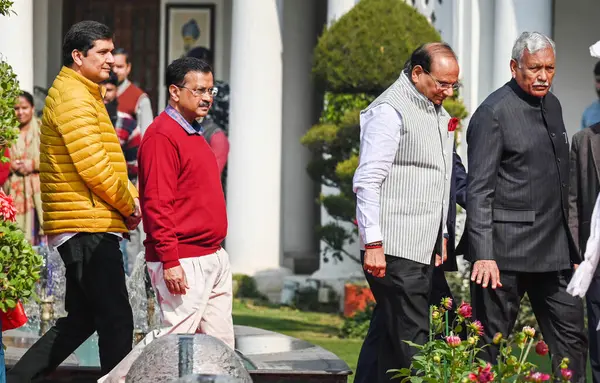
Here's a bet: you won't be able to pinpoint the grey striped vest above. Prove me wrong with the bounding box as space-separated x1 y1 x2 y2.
362 72 454 264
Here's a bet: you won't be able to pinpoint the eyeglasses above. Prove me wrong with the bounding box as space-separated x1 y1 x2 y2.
423 69 461 91
176 85 218 97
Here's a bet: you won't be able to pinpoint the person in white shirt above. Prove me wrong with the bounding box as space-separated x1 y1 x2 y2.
353 42 459 382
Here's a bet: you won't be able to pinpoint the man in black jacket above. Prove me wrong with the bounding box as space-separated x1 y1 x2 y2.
467 31 586 381
569 123 600 382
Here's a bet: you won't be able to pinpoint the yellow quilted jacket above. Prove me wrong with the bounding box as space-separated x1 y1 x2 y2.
40 66 138 234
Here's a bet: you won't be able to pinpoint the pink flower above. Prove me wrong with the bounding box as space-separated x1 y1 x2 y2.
0 190 17 222
535 340 549 356
526 371 551 382
469 363 495 382
469 320 484 336
445 335 461 348
441 297 453 310
352 218 358 226
561 369 573 380
457 301 472 318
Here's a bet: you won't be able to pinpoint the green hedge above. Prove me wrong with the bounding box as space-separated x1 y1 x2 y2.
313 0 441 94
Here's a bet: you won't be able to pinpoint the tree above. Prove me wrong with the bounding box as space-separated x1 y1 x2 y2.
302 0 468 264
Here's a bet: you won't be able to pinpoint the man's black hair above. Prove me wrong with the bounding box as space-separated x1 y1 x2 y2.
19 91 34 107
101 70 119 86
186 47 214 67
594 61 600 77
62 20 113 66
166 57 213 88
404 42 457 74
113 47 130 64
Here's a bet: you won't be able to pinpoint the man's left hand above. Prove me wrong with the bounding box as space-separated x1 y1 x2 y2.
435 237 448 267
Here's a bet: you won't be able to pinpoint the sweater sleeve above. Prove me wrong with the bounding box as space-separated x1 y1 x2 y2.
139 132 180 269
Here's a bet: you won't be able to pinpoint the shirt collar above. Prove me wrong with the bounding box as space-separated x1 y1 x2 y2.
165 105 204 135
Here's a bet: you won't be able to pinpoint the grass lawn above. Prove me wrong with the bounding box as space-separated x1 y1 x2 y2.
232 299 591 382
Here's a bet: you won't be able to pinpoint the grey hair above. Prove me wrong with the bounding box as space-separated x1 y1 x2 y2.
511 32 556 64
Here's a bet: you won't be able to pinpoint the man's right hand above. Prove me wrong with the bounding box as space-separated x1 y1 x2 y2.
471 260 502 289
164 265 189 295
364 247 386 278
125 198 142 230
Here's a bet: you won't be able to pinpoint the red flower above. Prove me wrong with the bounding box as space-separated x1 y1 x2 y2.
525 371 551 382
445 335 461 348
561 368 573 380
0 190 17 222
535 340 549 356
448 117 459 132
457 301 472 318
352 218 358 226
469 320 484 336
468 363 495 382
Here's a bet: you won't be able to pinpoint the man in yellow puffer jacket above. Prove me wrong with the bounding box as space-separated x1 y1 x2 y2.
7 21 142 382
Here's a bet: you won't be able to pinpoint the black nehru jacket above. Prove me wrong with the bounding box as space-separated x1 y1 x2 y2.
466 79 579 273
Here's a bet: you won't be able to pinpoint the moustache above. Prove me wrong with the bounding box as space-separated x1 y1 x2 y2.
199 101 211 108
533 82 549 87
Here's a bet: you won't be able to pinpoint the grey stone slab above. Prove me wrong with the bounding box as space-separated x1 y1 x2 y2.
126 334 252 383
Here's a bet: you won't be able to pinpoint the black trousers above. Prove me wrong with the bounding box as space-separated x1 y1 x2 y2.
7 233 134 382
471 270 587 383
354 254 443 383
588 271 600 383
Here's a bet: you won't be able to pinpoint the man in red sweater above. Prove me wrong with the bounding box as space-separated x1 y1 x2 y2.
140 58 231 343
100 57 231 383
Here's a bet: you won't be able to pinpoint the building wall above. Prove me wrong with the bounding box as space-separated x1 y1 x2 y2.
552 0 600 137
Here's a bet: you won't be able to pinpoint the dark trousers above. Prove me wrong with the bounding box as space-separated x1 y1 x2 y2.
7 233 133 382
354 254 440 383
587 272 600 383
471 270 587 383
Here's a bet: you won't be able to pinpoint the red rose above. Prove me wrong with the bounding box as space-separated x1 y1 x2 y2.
448 117 459 132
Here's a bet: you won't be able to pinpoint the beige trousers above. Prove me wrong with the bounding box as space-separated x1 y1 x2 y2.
98 248 234 383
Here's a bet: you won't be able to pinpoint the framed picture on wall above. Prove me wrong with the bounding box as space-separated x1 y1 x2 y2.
165 3 216 66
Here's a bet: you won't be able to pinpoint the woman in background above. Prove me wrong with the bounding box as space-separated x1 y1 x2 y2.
3 91 43 245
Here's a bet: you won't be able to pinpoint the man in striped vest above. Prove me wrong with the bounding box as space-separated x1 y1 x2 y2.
353 43 459 382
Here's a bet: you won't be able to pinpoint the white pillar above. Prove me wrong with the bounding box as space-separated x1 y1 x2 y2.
281 0 320 274
226 0 284 279
492 0 553 91
327 0 356 26
0 0 34 93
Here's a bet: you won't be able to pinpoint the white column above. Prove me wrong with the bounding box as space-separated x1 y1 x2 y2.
226 0 284 278
492 0 553 91
281 0 319 273
0 0 34 93
327 0 356 26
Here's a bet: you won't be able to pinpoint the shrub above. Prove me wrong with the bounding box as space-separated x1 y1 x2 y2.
339 300 374 339
313 0 441 94
0 191 42 312
232 274 268 301
392 299 573 382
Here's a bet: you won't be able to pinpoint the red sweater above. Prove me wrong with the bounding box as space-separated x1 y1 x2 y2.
138 111 227 269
